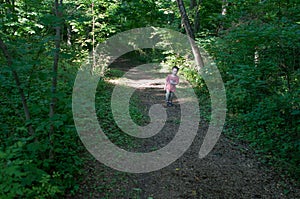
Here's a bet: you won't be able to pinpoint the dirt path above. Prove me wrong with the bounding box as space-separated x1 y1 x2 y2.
132 88 298 199
73 59 299 199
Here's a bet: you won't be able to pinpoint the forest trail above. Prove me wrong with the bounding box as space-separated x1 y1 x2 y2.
73 58 300 199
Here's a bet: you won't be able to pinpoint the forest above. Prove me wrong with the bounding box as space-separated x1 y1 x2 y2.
0 0 299 198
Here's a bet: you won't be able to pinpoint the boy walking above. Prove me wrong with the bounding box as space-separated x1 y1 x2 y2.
164 66 179 107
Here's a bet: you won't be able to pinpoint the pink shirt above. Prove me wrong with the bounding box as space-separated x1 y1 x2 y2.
165 74 179 92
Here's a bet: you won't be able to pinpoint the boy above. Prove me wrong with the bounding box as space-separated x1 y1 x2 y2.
164 66 179 107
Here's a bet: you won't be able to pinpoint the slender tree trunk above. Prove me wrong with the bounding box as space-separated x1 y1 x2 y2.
176 0 204 71
92 2 96 70
254 48 259 67
222 0 227 16
49 0 62 158
67 24 71 46
194 0 202 34
217 0 228 35
0 38 34 135
189 0 201 34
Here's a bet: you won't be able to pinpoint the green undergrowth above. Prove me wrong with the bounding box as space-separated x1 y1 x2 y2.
200 32 299 184
0 62 85 198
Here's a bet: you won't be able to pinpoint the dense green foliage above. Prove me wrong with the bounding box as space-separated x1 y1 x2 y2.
206 0 299 179
0 0 299 197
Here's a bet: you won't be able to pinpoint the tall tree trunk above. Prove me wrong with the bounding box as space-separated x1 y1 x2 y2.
176 0 204 71
49 0 62 158
0 38 34 135
194 0 202 34
92 2 96 71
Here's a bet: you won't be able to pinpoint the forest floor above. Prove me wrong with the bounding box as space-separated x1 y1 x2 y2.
71 58 300 199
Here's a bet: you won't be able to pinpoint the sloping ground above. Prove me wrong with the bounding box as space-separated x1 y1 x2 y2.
71 58 299 199
130 88 299 199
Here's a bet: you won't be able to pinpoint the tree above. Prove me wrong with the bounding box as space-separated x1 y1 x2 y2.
49 0 63 158
193 0 202 33
176 0 204 71
0 38 34 135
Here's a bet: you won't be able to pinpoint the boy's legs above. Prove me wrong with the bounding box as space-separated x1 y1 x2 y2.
165 90 173 106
